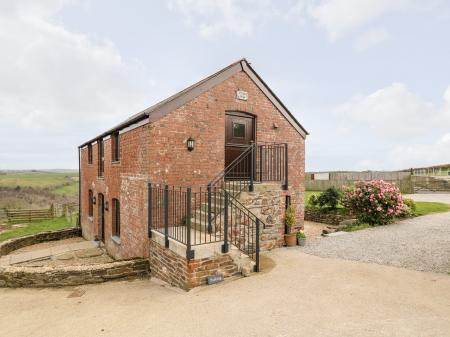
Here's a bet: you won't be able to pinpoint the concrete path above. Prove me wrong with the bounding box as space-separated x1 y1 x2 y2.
1 249 450 337
404 193 450 204
0 241 98 266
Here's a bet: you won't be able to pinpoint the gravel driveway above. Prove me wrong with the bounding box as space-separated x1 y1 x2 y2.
300 194 450 274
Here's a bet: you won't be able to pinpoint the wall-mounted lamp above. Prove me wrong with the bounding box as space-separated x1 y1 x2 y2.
273 122 279 129
187 137 195 151
105 201 109 211
92 196 97 205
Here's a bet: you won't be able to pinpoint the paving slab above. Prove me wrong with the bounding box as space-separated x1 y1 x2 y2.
1 240 99 266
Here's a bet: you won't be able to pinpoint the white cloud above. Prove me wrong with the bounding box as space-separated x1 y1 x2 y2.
387 133 450 169
337 83 450 169
355 27 389 50
0 0 153 168
168 0 275 38
337 83 450 139
308 0 410 41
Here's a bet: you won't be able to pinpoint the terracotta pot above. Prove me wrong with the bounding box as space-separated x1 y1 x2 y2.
284 233 297 247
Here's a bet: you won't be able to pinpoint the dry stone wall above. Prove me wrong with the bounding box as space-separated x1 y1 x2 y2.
0 258 149 288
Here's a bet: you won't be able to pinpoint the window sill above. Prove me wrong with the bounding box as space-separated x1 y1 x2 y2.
97 176 104 180
111 160 121 165
111 235 121 245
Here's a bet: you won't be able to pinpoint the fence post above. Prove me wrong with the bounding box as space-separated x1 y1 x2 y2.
164 185 169 248
207 184 212 234
186 187 194 260
222 190 229 253
259 145 263 182
254 218 260 272
148 183 152 238
283 143 289 190
249 143 255 192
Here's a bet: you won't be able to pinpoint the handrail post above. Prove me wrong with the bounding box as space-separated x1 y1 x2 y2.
148 183 152 238
283 143 289 190
249 143 255 192
259 145 263 183
222 190 229 253
207 184 212 234
186 187 194 260
254 218 260 272
164 185 169 248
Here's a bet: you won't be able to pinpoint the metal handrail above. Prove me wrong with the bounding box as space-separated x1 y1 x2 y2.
209 143 255 188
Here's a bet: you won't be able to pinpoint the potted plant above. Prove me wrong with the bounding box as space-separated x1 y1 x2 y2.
297 231 306 246
284 206 297 247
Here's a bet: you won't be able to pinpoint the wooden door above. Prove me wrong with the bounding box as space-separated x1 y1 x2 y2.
225 113 255 179
98 193 105 242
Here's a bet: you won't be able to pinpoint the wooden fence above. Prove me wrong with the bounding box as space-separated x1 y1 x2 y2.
5 205 55 224
306 171 414 193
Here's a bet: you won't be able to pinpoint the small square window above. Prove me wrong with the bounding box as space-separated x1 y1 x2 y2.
233 122 245 138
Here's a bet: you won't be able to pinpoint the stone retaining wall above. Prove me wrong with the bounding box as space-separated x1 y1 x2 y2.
0 258 149 288
239 184 288 250
149 239 238 290
0 228 81 256
304 208 353 226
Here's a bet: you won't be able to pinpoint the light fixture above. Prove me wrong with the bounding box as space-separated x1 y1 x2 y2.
105 201 109 211
92 196 96 205
187 137 195 151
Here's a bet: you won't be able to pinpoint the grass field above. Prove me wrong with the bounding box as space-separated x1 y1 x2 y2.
0 217 74 242
0 171 78 190
0 171 79 210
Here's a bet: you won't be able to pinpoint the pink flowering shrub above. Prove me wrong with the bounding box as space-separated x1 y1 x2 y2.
342 180 404 225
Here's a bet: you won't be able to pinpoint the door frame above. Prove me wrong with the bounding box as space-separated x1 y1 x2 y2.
224 111 257 179
98 193 105 242
225 111 257 146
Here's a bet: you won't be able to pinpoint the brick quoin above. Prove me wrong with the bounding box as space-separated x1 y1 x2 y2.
79 59 307 260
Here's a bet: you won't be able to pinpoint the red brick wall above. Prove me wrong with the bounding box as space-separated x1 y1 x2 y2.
80 69 305 259
149 240 238 290
80 125 151 259
147 71 305 228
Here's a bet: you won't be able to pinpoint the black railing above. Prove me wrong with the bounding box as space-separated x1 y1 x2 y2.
257 143 288 189
148 184 225 249
148 184 262 271
209 142 288 198
225 191 261 271
147 142 288 272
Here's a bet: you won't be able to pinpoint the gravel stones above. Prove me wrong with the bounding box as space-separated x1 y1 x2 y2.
299 211 450 274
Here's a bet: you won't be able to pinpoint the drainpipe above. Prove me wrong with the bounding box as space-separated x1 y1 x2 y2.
78 146 81 229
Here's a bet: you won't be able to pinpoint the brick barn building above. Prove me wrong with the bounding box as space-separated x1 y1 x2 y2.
78 59 308 289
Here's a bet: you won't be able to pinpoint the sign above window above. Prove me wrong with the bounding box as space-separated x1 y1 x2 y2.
236 90 248 101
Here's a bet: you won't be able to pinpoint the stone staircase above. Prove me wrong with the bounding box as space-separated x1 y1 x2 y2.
190 185 258 275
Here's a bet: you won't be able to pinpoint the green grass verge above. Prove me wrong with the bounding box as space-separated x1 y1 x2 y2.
305 191 321 203
0 171 78 190
0 217 74 242
414 201 450 216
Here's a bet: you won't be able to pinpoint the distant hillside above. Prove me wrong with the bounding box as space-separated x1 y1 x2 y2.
0 171 78 209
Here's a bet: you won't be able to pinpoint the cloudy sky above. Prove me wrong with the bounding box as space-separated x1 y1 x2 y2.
1 0 449 171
